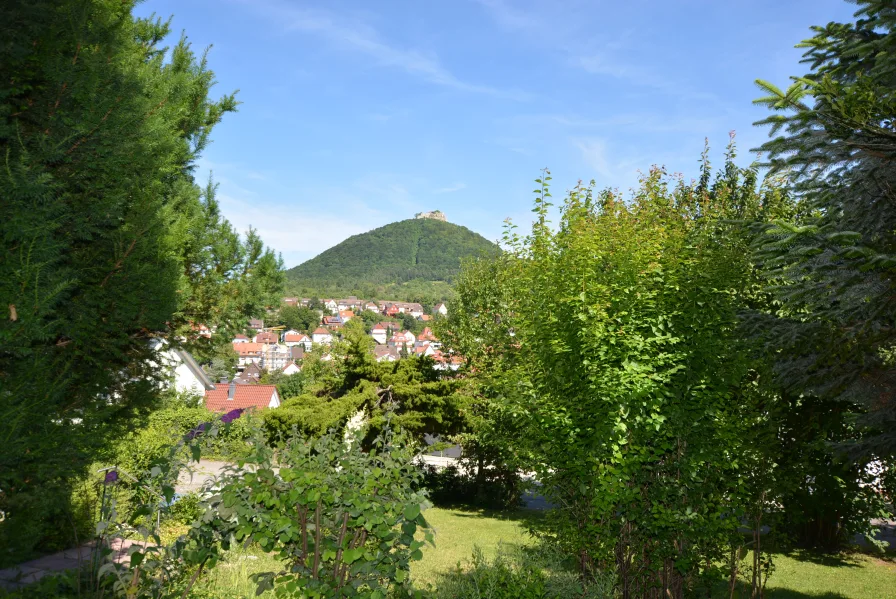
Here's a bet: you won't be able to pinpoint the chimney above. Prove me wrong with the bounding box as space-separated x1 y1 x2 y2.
228 381 236 400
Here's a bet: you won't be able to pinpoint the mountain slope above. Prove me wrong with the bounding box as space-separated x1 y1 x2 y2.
286 219 499 295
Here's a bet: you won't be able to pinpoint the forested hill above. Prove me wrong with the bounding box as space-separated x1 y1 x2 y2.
285 218 499 296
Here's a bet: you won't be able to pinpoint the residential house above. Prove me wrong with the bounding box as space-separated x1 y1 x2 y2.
323 299 338 314
232 334 250 344
434 303 448 316
261 343 291 371
233 342 264 366
371 323 388 345
364 301 379 313
282 362 301 376
190 322 212 338
417 327 441 349
338 310 354 323
235 362 262 384
205 381 280 412
249 318 264 330
283 297 299 307
389 330 416 349
405 303 424 318
289 345 306 362
414 343 436 358
158 345 216 397
282 331 312 351
382 303 400 317
312 327 333 345
253 331 279 344
337 298 364 312
418 314 433 322
432 351 461 371
323 315 342 329
373 346 401 362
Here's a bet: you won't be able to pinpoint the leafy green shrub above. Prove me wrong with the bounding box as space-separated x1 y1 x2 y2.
223 426 433 598
432 545 615 599
165 491 203 526
418 464 523 511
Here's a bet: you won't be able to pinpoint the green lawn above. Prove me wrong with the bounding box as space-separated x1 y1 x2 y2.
186 508 896 598
411 507 539 586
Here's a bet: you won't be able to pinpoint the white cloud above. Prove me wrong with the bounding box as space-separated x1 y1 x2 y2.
241 0 529 100
573 138 612 179
433 182 467 194
217 193 377 268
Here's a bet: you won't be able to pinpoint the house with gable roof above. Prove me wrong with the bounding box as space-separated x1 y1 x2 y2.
373 345 401 362
205 381 280 412
312 327 334 345
371 323 388 345
253 331 278 344
233 342 264 366
282 330 312 351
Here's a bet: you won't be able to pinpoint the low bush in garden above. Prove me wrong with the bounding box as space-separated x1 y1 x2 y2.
418 464 524 511
3 409 433 599
431 544 616 599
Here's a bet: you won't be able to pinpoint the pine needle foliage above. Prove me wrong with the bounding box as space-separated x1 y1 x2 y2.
0 0 281 562
750 0 896 458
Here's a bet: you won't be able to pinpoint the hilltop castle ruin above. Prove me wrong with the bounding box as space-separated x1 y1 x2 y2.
415 210 447 222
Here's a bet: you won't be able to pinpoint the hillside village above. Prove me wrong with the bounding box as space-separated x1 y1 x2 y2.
166 297 459 414
272 296 455 366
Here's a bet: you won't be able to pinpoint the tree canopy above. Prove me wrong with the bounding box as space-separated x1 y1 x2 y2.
0 0 282 560
285 218 499 302
750 0 896 458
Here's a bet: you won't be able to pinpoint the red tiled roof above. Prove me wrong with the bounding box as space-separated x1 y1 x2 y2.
254 332 278 344
205 384 278 412
233 342 264 356
284 333 309 342
313 327 331 336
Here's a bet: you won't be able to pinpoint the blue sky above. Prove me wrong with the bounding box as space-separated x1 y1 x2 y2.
135 0 855 267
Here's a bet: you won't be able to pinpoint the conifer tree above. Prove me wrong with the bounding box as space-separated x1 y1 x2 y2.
751 0 896 458
0 0 281 560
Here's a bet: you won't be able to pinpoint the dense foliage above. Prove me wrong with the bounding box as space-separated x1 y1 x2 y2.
444 154 805 597
263 321 469 446
10 409 431 599
749 0 896 460
286 219 499 300
0 0 282 563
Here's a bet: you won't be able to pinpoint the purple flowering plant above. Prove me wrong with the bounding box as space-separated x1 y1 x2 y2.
220 408 244 424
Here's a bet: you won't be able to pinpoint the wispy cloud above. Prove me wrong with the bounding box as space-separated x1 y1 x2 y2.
241 0 529 100
474 0 542 31
576 54 720 103
433 182 467 194
574 138 612 179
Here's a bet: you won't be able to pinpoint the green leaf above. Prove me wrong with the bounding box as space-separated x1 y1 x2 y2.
403 503 420 521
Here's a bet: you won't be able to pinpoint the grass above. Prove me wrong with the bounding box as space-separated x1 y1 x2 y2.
411 507 540 586
180 508 896 598
755 550 896 599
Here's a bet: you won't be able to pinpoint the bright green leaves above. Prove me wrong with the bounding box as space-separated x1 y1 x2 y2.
215 425 432 597
403 503 421 521
449 159 778 593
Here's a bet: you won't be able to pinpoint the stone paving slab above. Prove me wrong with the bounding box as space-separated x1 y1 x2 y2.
0 538 142 591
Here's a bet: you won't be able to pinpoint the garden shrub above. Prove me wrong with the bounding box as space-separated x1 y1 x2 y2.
418 464 523 511
432 544 615 599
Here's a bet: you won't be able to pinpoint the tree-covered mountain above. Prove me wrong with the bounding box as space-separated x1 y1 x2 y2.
286 218 499 300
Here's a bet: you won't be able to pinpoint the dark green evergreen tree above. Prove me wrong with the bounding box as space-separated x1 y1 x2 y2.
0 0 281 561
751 0 896 459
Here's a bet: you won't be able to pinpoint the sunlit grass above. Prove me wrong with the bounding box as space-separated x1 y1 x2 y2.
181 509 896 598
